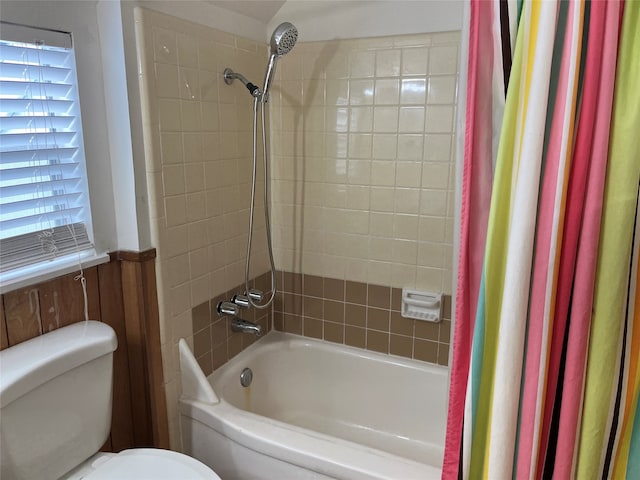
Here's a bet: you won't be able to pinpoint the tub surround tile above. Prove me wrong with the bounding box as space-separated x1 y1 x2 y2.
324 277 345 301
391 311 415 336
283 314 303 335
324 321 345 344
439 320 451 343
191 301 210 333
345 326 366 349
346 281 367 304
191 272 272 375
414 320 440 341
228 334 243 359
283 293 303 315
442 293 452 319
391 288 403 311
193 326 211 360
368 284 391 309
324 300 345 323
345 304 367 327
304 274 324 297
304 296 324 319
275 270 450 366
273 313 284 332
437 344 450 366
390 334 413 358
139 8 273 449
303 317 324 339
414 339 439 363
211 318 227 348
367 307 390 332
367 330 390 354
283 271 303 295
142 20 458 450
271 32 458 294
196 351 213 376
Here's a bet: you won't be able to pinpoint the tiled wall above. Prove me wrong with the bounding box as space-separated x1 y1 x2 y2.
270 32 459 294
135 8 272 448
274 271 451 365
136 7 459 449
190 272 272 376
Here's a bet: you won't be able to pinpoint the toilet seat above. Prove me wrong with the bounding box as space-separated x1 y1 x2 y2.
66 449 221 480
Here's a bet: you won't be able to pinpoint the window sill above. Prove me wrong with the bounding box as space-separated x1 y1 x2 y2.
0 251 111 295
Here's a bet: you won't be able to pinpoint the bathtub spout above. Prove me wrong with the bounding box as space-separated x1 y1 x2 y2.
231 318 262 336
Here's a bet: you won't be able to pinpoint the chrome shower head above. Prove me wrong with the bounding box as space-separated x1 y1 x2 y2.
270 22 298 57
262 22 298 102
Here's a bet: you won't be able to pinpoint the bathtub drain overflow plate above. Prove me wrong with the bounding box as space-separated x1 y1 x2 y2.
240 367 253 387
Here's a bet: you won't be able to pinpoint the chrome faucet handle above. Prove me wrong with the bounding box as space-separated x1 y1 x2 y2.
248 289 264 302
232 294 250 308
217 301 239 316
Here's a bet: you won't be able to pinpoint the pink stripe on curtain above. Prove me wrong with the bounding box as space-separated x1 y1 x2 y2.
443 1 495 477
552 1 622 477
515 2 579 477
536 3 607 477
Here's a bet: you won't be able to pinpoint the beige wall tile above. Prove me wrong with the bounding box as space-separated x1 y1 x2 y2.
429 45 459 75
401 47 429 75
375 79 400 105
372 134 398 160
375 49 401 77
139 9 275 449
143 18 459 448
400 79 427 104
350 50 376 78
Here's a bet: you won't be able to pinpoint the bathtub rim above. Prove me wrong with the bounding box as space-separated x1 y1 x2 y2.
179 331 446 479
179 396 441 480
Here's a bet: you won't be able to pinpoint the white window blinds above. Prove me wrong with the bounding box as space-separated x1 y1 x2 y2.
0 22 94 273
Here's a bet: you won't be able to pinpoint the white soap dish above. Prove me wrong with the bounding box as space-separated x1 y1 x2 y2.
401 289 442 322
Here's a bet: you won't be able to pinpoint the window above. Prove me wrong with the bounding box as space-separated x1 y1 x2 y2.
0 22 94 276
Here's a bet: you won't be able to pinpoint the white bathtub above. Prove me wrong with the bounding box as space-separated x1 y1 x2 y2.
179 331 447 479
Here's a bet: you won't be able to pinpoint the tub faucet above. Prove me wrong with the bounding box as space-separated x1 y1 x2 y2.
231 318 262 337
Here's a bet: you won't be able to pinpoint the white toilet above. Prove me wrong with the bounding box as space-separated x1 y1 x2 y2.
0 320 221 480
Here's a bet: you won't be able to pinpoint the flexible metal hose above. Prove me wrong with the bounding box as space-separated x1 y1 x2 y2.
244 96 277 309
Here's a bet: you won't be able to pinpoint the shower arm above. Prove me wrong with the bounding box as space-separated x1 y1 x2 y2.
223 68 261 98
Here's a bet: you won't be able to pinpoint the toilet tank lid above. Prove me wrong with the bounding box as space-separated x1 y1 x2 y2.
0 321 117 408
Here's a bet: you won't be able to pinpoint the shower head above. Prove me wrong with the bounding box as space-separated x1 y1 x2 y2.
262 22 298 102
270 22 298 57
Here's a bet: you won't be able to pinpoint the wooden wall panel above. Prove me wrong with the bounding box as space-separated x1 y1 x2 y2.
2 269 101 345
140 258 170 449
4 286 42 345
0 296 7 350
98 260 135 451
120 259 153 446
38 268 101 330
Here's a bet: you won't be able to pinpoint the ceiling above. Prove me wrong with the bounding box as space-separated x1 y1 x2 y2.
204 1 286 23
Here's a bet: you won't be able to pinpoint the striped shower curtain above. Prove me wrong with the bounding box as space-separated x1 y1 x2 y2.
444 1 640 479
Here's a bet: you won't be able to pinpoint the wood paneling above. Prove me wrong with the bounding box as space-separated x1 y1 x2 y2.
3 269 101 343
98 260 135 451
0 296 7 350
4 286 43 345
140 258 170 449
38 268 101 330
120 259 153 446
0 250 166 453
119 252 169 449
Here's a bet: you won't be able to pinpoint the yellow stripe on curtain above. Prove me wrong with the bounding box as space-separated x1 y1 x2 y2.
576 1 640 477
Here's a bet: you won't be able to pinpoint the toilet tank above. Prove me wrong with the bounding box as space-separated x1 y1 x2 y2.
0 321 117 480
